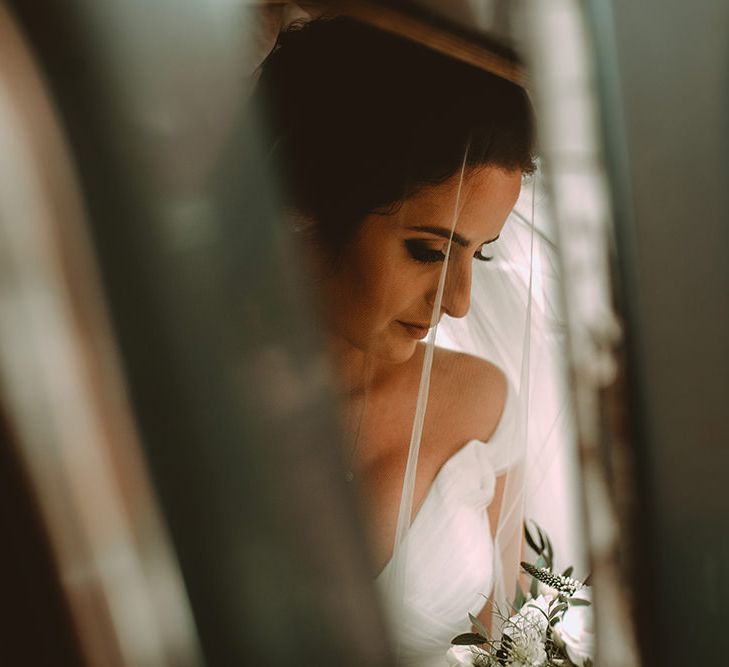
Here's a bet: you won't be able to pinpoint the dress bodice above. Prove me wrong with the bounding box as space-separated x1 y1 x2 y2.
375 381 518 667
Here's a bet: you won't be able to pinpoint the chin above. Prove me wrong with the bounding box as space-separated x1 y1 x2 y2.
344 327 419 364
377 338 419 365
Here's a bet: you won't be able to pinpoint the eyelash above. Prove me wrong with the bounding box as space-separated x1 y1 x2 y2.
405 240 446 264
474 247 494 262
405 239 494 264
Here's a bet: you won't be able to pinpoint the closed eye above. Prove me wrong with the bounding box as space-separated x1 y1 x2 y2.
405 239 447 264
406 238 497 264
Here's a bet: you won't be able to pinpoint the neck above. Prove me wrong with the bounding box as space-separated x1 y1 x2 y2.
329 336 373 396
328 336 395 398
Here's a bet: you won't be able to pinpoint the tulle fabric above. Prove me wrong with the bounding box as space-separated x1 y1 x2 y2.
376 381 519 667
244 6 571 663
383 163 566 663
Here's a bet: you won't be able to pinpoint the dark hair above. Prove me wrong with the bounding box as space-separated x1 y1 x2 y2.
255 16 535 250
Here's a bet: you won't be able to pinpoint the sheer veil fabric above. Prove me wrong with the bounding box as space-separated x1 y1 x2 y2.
378 155 567 663
248 7 572 663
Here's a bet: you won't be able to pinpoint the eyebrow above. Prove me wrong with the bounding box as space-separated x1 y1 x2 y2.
405 225 500 247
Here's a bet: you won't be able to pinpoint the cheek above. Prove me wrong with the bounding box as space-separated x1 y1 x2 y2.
333 243 429 334
352 256 410 327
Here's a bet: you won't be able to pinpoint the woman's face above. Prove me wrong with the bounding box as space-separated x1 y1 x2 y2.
318 166 523 364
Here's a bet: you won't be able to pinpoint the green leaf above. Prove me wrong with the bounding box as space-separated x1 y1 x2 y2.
513 583 526 610
469 613 489 640
530 575 539 599
562 566 574 578
568 597 591 607
549 602 568 618
582 573 592 586
451 633 488 646
545 534 554 562
524 521 540 553
537 526 552 566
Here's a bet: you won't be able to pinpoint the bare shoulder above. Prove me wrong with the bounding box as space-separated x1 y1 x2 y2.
430 346 508 442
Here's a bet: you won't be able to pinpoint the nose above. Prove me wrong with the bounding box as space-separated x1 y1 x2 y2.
435 260 472 319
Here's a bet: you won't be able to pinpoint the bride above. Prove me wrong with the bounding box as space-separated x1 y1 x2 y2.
255 14 539 665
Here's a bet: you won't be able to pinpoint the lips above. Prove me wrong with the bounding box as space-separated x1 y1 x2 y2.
397 321 431 340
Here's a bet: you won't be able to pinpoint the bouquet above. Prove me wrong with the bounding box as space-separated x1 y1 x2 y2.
447 522 594 667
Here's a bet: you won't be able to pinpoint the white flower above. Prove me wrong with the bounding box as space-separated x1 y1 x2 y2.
500 595 552 666
552 589 595 667
537 581 556 598
446 645 490 666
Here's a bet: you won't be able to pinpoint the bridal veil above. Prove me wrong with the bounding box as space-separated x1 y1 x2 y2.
256 5 576 655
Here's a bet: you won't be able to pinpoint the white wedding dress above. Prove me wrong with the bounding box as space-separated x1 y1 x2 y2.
375 381 518 667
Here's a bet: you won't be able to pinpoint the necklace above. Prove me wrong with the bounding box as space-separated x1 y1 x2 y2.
343 358 372 482
344 387 368 482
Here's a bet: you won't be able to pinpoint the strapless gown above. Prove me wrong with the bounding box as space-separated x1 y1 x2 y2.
375 382 517 667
